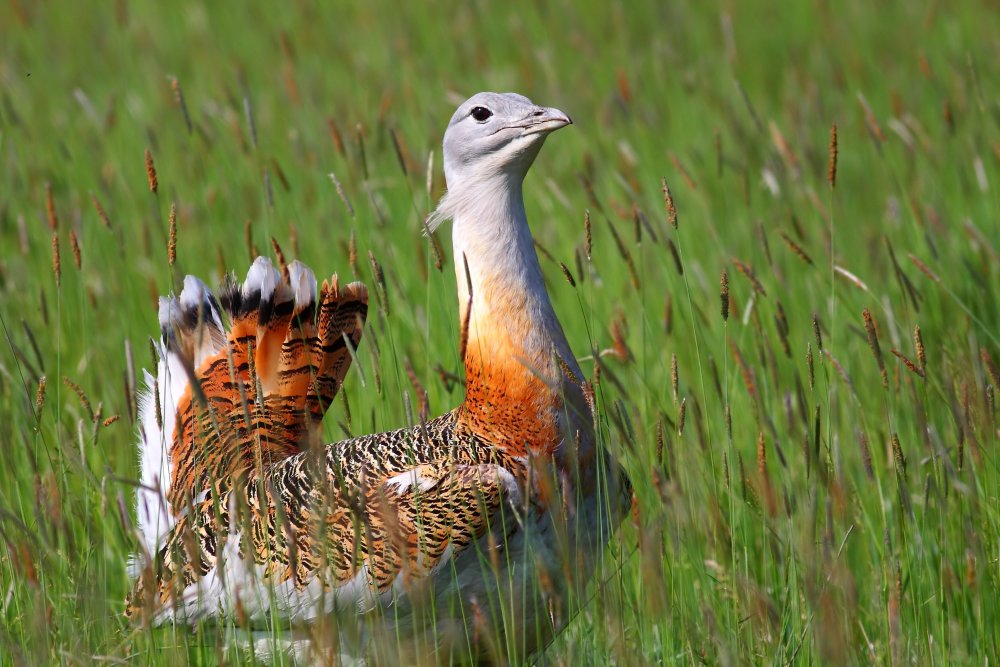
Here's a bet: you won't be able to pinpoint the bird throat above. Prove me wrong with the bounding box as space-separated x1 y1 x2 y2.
448 181 580 459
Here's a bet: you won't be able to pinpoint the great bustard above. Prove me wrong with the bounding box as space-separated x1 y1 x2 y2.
127 92 628 659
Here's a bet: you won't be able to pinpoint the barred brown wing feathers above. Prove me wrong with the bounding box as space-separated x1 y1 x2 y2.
125 414 524 621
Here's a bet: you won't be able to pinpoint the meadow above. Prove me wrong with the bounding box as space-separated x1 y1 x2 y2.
1 0 998 663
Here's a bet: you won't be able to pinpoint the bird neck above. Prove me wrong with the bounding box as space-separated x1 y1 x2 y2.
447 174 586 457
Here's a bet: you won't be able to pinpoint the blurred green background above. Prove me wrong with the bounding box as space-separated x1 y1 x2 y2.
1 0 998 663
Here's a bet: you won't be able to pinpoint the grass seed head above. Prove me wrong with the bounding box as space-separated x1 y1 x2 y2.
167 203 177 266
806 343 815 390
144 148 158 194
170 76 193 134
69 230 81 269
584 209 592 260
35 376 46 417
812 313 823 351
720 270 730 321
828 122 838 188
90 193 111 229
45 182 58 230
51 232 61 287
891 433 906 475
914 325 926 370
670 353 678 404
862 308 887 389
661 176 678 229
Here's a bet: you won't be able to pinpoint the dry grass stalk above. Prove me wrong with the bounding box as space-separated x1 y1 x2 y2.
857 93 886 144
668 153 697 190
270 237 288 276
828 123 838 188
402 357 429 422
51 233 61 287
45 182 58 230
326 117 345 156
170 76 193 134
891 349 925 378
834 266 869 292
167 203 177 266
825 350 857 397
90 193 111 229
733 258 766 296
607 314 631 362
729 340 758 400
606 220 639 288
328 172 355 218
69 230 81 269
779 232 813 265
769 122 799 174
144 148 158 194
244 220 255 262
677 397 687 436
862 309 888 389
583 209 592 260
907 253 940 282
661 177 678 228
720 270 730 321
346 230 359 277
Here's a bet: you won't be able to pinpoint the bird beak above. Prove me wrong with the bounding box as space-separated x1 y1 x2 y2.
520 107 573 136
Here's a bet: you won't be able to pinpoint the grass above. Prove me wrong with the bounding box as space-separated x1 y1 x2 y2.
1 0 999 663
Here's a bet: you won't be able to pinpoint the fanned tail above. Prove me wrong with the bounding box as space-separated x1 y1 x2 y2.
134 256 368 558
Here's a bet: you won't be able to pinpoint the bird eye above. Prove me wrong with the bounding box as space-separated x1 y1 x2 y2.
470 106 492 122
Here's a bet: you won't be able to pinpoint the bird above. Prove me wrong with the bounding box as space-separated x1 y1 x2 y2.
126 92 628 662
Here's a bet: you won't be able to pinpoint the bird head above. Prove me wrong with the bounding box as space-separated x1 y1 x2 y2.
441 92 572 186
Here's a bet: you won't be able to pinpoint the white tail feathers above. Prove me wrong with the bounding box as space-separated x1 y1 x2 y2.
137 276 226 556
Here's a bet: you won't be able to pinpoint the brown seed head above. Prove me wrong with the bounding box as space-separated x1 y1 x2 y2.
862 308 887 389
891 433 906 475
69 230 81 269
167 203 177 266
90 193 111 229
144 148 158 194
45 182 58 230
671 353 679 404
662 177 678 229
828 123 838 188
720 270 730 321
559 262 576 288
584 209 592 260
51 233 61 287
914 325 926 371
35 376 47 416
812 313 823 351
